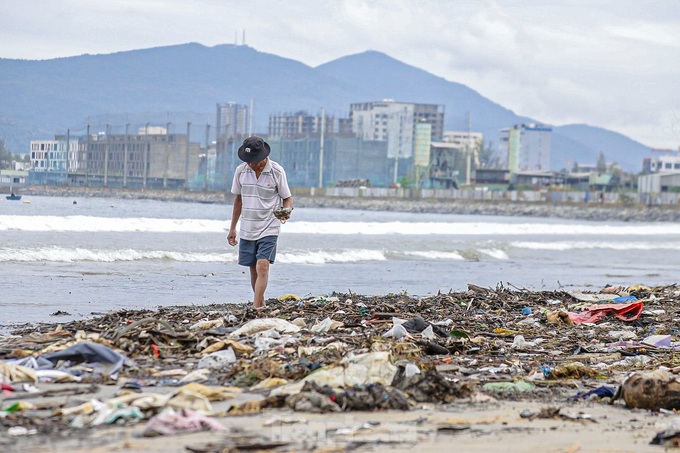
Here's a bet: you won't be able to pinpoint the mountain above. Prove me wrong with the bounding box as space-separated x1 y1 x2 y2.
0 43 650 172
553 124 650 171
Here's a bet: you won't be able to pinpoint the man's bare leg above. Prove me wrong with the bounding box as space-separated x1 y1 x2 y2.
249 265 257 293
251 259 270 309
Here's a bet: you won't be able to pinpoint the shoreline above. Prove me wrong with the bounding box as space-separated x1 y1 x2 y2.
17 185 680 222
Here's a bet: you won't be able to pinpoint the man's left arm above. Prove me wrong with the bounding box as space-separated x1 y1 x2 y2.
277 166 293 219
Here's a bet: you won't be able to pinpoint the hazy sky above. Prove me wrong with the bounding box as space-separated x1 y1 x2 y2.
1 0 679 148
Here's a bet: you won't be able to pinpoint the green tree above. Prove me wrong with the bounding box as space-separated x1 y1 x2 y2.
398 175 415 189
596 152 607 173
0 139 12 170
477 140 500 169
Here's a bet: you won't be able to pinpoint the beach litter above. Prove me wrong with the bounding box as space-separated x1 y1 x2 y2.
3 283 680 450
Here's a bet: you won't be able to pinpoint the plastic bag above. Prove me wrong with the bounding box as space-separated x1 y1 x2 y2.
197 347 236 371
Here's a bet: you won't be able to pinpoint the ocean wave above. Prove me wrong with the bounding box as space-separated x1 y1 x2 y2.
511 241 680 251
0 215 225 233
3 215 680 235
0 247 233 263
0 246 505 264
400 251 465 260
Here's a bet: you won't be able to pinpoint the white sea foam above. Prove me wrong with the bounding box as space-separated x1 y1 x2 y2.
479 249 509 259
401 251 465 260
0 247 388 264
511 241 680 251
4 215 680 236
277 249 386 264
0 247 234 263
0 246 496 264
0 215 225 233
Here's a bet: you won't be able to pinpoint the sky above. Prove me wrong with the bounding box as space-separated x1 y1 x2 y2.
1 0 679 149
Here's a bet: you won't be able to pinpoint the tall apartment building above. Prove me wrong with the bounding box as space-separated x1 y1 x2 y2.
215 102 249 141
350 100 444 159
268 111 336 139
499 124 552 172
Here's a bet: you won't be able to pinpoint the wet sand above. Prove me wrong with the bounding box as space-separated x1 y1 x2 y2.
5 382 668 453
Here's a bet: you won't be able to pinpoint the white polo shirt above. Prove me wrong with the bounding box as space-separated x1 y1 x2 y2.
231 159 292 241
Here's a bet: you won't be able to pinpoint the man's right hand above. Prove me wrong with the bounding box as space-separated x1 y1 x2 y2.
227 229 237 246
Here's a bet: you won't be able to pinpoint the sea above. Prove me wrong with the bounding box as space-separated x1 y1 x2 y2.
2 195 680 326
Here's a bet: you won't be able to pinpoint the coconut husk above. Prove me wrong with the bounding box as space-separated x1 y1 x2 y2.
617 369 680 411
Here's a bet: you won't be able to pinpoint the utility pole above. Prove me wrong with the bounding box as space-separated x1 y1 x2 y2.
203 123 210 191
104 123 111 187
85 124 90 187
226 122 236 191
123 123 130 188
392 110 404 186
143 123 149 189
248 98 253 136
184 122 191 190
164 122 171 189
45 130 51 185
65 128 70 185
318 107 325 188
466 112 472 186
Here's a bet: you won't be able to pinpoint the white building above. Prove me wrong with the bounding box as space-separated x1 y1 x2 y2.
350 100 444 159
30 138 80 172
643 153 680 174
499 124 552 172
216 102 249 140
443 131 483 149
638 172 680 194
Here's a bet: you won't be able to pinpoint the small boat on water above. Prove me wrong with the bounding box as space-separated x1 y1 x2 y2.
6 194 22 200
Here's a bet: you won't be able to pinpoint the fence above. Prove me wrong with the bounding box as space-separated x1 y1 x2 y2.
295 187 680 206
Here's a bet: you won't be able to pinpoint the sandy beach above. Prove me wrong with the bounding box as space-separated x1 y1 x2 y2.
6 386 670 453
3 286 680 452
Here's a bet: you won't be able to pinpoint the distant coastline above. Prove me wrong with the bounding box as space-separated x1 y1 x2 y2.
17 185 680 222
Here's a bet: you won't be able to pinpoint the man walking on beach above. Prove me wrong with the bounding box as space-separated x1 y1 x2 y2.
228 136 293 309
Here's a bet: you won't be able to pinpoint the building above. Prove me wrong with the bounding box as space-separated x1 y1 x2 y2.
30 138 80 172
442 130 484 185
350 100 444 156
642 152 680 174
638 172 680 194
214 103 250 190
429 141 463 188
499 124 552 172
473 168 510 186
268 111 336 139
266 136 398 188
443 131 483 149
215 102 249 141
413 121 432 188
87 128 203 188
511 170 556 188
350 100 444 184
30 128 204 189
0 169 28 188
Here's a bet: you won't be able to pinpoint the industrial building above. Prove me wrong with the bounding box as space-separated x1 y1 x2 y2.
29 127 203 189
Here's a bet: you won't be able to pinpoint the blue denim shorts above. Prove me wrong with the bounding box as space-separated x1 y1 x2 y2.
238 235 278 266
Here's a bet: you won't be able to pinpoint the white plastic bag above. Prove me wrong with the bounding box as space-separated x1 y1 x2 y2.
197 347 236 371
